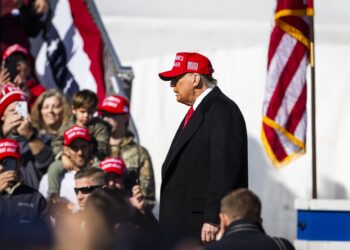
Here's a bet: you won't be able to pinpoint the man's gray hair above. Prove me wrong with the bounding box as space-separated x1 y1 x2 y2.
200 74 218 88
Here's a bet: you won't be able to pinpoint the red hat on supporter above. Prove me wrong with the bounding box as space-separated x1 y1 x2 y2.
99 157 126 175
2 44 29 62
0 84 27 118
0 139 21 160
63 125 91 146
98 95 130 114
159 52 214 81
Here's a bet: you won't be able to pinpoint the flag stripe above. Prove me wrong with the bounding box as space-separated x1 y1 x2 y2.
285 83 307 133
263 33 297 114
263 124 288 161
68 0 106 104
267 27 285 68
293 111 307 142
274 54 307 126
266 41 306 119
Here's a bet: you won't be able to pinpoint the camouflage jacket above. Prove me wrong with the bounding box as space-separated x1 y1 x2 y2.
111 132 156 210
51 116 111 159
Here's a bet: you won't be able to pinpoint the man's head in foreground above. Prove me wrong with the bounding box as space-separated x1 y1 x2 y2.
74 167 106 211
220 188 262 231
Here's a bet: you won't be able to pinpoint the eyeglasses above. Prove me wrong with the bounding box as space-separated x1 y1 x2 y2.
74 185 103 195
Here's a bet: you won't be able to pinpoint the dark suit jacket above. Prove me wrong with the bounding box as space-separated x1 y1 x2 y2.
204 219 295 250
159 86 248 239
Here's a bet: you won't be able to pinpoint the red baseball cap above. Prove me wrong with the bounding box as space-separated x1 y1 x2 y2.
159 52 213 81
2 44 29 62
99 157 126 175
98 95 130 114
63 125 91 146
0 139 21 160
0 84 27 118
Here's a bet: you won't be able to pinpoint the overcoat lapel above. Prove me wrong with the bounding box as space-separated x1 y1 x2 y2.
162 111 204 176
161 118 184 178
162 87 221 179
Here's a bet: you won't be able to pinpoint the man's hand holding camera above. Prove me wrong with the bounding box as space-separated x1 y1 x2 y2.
129 185 145 213
0 170 16 192
17 115 35 140
2 109 23 137
2 101 36 141
3 102 45 155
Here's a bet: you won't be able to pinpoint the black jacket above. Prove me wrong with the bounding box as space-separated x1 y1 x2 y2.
159 87 248 239
204 219 295 250
0 183 47 223
0 183 53 248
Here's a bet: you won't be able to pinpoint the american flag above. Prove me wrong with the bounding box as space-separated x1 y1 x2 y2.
262 0 314 167
33 0 106 103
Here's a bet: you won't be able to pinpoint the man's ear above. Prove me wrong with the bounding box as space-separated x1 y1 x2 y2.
63 145 69 155
219 212 230 231
72 107 76 115
192 73 201 88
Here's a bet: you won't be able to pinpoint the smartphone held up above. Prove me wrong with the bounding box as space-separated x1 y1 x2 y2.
15 101 28 119
2 157 17 172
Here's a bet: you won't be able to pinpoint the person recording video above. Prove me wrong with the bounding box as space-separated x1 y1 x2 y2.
99 95 156 211
0 138 48 223
99 157 145 213
99 157 158 228
0 84 53 190
0 44 46 107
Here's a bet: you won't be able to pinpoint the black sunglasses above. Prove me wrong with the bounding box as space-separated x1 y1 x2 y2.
74 185 103 195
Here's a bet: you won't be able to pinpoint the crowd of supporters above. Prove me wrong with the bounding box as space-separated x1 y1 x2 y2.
0 1 159 248
0 82 158 248
0 1 295 249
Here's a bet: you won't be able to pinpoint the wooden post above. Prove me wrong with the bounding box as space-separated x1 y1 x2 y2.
310 16 317 199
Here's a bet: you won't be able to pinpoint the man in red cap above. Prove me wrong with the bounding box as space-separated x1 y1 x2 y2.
99 157 126 189
0 139 48 222
99 95 156 211
158 52 248 243
99 157 146 213
0 44 46 107
99 157 157 227
39 125 94 207
62 125 94 171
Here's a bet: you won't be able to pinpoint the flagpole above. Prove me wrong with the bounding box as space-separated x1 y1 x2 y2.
310 15 317 199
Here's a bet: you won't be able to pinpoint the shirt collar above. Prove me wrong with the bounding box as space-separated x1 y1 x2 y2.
193 86 213 110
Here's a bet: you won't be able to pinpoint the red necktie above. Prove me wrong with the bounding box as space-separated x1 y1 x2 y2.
183 106 194 128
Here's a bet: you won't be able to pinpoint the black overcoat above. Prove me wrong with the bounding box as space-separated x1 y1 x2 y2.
159 86 248 239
